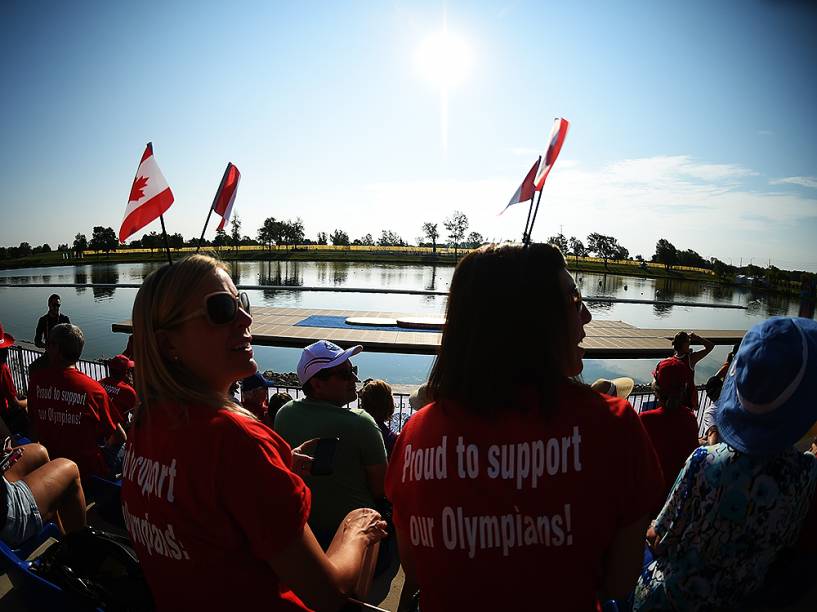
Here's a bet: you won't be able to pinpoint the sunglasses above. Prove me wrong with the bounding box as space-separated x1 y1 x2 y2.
314 364 358 381
177 291 251 326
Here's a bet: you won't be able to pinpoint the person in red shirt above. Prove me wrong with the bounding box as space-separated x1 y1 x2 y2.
0 323 29 436
28 324 126 479
639 357 700 504
121 255 387 611
669 331 714 409
385 243 664 612
99 354 137 426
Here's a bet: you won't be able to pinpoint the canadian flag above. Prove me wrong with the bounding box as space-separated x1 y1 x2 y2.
500 156 541 214
212 162 241 231
119 143 174 243
534 118 569 191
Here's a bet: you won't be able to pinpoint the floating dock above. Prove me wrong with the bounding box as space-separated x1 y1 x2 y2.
113 307 745 358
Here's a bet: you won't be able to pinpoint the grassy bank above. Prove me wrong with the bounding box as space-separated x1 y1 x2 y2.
0 247 745 286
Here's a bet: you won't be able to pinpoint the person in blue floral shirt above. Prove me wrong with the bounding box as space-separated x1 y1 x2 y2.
635 317 817 611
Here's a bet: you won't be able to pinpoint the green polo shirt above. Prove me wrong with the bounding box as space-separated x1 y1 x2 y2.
274 397 388 535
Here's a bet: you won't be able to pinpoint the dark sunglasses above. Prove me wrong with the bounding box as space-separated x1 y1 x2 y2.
314 364 358 381
177 291 251 326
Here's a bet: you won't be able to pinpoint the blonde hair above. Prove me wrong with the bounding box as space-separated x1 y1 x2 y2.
358 379 395 423
131 254 254 424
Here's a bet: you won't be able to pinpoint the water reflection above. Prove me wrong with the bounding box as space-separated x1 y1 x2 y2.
425 265 438 292
258 261 303 303
74 267 88 295
90 264 118 300
762 292 791 317
333 261 349 285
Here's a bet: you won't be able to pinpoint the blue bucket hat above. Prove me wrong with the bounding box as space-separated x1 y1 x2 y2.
717 317 817 455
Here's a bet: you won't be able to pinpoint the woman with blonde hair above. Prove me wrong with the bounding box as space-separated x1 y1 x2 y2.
385 243 663 611
120 255 386 611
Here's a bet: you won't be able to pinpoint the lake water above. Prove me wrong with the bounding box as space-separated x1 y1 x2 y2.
0 260 809 386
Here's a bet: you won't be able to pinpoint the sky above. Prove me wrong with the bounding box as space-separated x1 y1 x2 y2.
2 0 816 270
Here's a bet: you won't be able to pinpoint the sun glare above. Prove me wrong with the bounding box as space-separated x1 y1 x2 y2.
415 25 472 153
415 29 472 89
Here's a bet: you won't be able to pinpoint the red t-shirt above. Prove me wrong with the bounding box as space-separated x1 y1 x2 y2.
120 401 311 611
98 377 137 425
1 363 17 417
28 367 117 478
385 382 664 612
638 405 699 502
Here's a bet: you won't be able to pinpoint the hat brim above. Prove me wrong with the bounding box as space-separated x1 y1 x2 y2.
301 344 363 385
591 377 635 399
0 333 15 349
717 319 817 455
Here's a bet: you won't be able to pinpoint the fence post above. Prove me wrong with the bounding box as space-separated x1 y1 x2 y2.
15 346 28 396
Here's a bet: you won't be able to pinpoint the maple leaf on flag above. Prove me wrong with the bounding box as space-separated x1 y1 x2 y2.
129 175 149 203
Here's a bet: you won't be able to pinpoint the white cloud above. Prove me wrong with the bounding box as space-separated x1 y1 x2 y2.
769 176 817 189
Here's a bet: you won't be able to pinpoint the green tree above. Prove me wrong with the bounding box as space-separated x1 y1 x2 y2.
316 232 328 245
73 233 88 256
89 227 118 255
168 233 185 250
213 229 229 247
444 211 469 259
464 232 484 249
282 218 305 246
377 230 404 247
18 242 32 257
587 233 623 269
653 238 678 270
422 222 439 254
257 217 279 250
568 236 587 267
230 214 242 247
546 233 569 254
330 229 350 246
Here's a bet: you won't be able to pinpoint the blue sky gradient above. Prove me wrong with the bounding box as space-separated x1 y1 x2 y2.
2 0 816 269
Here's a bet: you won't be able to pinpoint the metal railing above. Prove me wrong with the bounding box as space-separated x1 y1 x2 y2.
6 344 712 437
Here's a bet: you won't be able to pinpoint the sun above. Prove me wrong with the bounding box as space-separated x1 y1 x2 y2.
415 25 472 152
415 28 472 89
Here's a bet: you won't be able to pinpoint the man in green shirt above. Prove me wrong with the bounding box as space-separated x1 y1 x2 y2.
275 340 388 548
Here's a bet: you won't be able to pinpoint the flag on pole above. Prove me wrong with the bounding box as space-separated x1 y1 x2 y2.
119 143 174 243
534 118 569 191
500 156 541 214
213 162 241 231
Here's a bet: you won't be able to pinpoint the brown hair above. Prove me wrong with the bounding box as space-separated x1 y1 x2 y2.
131 254 253 424
358 380 395 423
428 243 571 417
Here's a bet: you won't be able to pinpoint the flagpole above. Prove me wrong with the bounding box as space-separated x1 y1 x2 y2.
522 197 535 245
526 188 545 245
159 214 173 265
196 162 232 254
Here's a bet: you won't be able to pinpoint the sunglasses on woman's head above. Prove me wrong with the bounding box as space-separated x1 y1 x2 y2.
176 291 251 326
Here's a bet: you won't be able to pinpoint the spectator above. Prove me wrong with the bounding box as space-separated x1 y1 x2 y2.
385 243 663 611
34 293 70 348
700 375 724 444
28 324 126 479
2 441 86 546
590 377 635 399
276 340 388 549
635 317 817 611
639 358 699 503
0 323 29 436
408 383 432 412
99 354 137 426
358 379 398 457
121 255 386 611
263 392 293 430
669 330 714 410
240 371 275 420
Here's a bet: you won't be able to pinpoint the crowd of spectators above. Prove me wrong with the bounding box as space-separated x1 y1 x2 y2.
2 247 817 611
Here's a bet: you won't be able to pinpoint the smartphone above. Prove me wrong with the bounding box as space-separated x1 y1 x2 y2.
311 437 339 476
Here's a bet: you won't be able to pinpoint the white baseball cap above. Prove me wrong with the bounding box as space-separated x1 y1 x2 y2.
297 340 363 385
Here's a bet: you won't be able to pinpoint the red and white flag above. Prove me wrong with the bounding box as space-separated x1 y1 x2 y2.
500 156 541 214
534 117 569 191
120 143 174 243
212 162 241 231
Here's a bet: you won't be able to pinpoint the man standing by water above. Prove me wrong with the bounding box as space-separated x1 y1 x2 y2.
670 330 714 410
34 294 70 348
275 340 387 548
